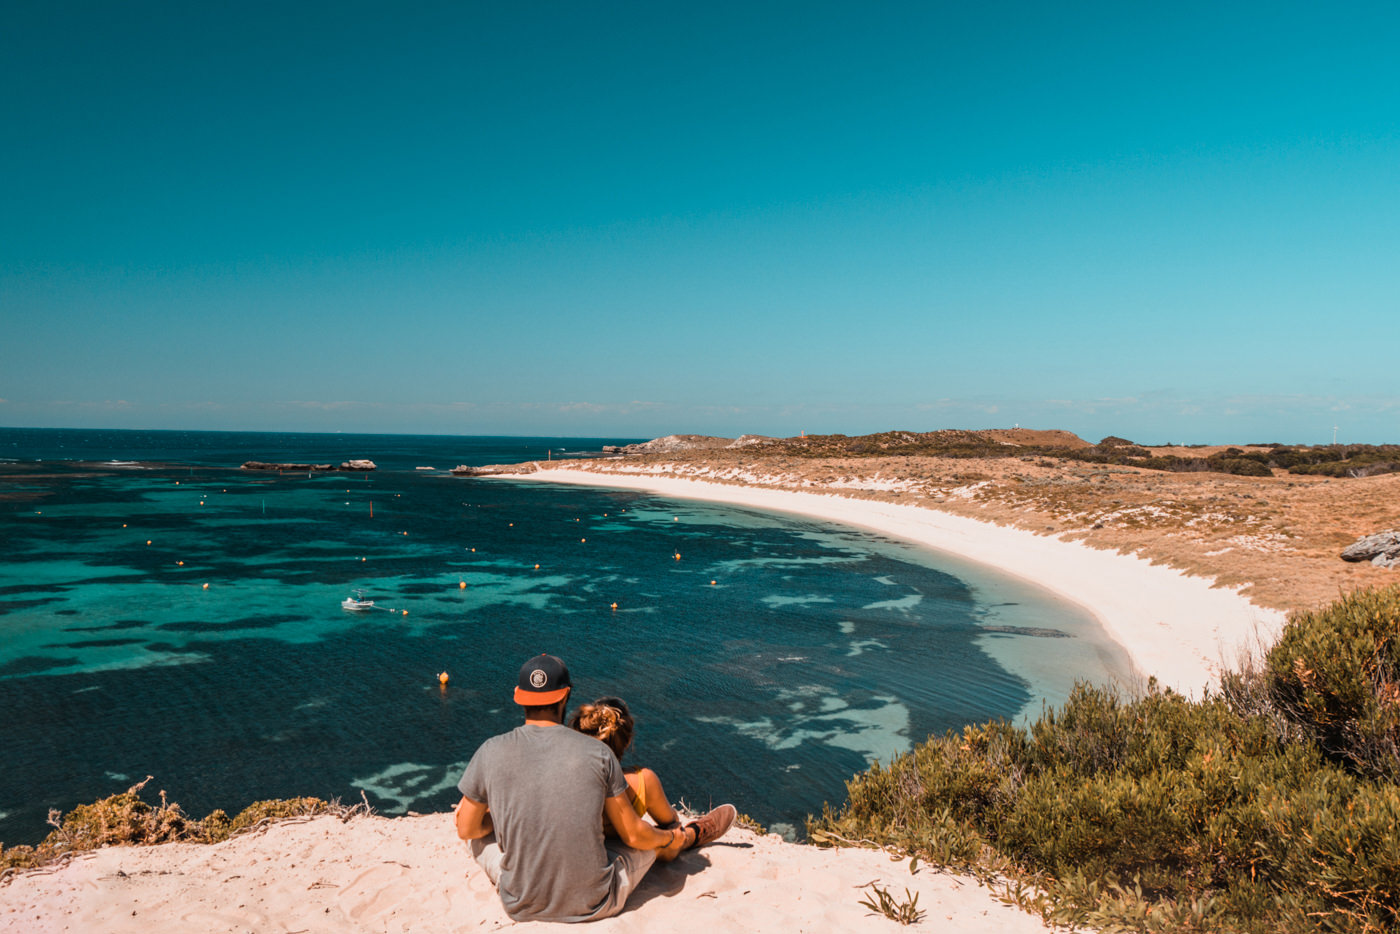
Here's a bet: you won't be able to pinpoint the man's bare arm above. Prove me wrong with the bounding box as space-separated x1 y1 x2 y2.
455 795 493 841
604 792 685 855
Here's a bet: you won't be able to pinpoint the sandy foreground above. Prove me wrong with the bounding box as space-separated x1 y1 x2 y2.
3 461 1298 932
2 814 1052 934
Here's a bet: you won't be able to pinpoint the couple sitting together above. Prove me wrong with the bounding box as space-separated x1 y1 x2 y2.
454 653 736 922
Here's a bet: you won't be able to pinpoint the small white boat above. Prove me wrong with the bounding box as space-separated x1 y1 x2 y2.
342 590 375 611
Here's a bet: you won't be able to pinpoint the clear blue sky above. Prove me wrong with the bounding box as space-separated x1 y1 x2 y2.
3 1 1397 444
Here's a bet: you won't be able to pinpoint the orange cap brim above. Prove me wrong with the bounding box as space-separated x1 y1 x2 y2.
514 685 570 705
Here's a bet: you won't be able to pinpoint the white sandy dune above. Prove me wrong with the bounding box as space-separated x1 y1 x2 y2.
1 814 1054 933
511 467 1287 695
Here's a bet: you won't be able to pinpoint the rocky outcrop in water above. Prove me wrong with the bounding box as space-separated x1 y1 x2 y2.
240 460 376 472
1340 531 1400 567
240 461 334 471
450 462 538 476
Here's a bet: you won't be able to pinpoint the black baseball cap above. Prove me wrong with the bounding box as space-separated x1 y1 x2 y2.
514 653 571 705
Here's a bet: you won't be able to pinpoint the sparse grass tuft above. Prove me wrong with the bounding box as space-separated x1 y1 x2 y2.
858 882 924 925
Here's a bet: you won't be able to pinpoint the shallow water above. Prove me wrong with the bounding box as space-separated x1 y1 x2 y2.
0 429 1132 843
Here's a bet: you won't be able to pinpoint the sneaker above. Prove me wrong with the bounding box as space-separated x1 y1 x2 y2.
684 804 736 848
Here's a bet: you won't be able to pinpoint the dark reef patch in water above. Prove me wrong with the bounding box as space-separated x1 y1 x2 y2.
0 597 65 615
156 613 308 633
0 655 83 678
67 619 151 632
50 637 148 649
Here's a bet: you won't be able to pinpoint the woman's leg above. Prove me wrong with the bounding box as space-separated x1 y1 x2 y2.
629 767 691 861
633 767 679 827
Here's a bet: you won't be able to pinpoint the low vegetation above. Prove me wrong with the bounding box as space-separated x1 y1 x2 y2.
810 584 1400 933
0 778 363 880
746 430 1400 479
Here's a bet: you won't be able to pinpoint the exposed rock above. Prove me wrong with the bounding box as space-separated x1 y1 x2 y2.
1340 531 1400 568
980 625 1072 638
614 435 735 454
242 460 377 472
729 435 776 448
450 462 539 476
240 461 334 471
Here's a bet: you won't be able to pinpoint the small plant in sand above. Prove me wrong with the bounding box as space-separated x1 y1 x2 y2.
858 882 924 925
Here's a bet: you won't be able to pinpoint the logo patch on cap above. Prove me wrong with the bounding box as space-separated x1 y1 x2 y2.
529 668 548 688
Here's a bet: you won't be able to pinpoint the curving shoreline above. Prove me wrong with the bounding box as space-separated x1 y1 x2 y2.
501 466 1288 696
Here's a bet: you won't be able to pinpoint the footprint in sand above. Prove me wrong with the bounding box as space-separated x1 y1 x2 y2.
340 862 414 922
181 907 272 929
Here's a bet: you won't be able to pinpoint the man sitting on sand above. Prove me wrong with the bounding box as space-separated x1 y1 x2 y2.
454 653 736 922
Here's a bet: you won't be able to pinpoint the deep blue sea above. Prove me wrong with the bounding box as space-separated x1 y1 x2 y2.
0 428 1132 844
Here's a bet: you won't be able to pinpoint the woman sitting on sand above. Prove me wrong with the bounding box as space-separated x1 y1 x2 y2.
570 696 697 860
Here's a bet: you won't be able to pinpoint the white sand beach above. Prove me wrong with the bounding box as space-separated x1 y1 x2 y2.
1 463 1293 933
1 814 1054 934
508 466 1287 696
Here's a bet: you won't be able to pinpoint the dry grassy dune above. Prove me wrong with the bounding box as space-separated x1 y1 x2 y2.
536 432 1400 613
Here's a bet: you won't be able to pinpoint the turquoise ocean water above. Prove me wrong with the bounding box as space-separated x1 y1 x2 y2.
0 428 1132 844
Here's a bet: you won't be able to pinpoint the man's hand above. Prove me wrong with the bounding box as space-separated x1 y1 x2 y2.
455 795 493 841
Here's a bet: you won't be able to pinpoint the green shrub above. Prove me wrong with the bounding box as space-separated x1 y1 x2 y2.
1258 585 1400 782
811 594 1400 934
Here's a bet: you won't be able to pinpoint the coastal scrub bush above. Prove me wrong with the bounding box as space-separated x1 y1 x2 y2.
811 592 1400 934
0 777 346 877
1232 585 1400 783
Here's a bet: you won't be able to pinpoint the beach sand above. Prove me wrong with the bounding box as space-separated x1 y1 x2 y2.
2 814 1054 933
2 461 1298 932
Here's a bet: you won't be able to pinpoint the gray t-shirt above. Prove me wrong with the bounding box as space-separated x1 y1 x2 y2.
458 723 628 922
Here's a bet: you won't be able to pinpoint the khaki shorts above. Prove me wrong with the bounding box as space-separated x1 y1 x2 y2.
470 834 657 920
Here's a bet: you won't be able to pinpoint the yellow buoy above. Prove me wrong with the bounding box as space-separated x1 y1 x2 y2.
199 500 204 505
674 552 681 560
580 538 586 543
122 523 127 527
534 563 540 569
471 548 476 552
610 602 618 609
146 540 152 545
710 580 717 585
459 581 466 589
202 583 209 590
402 609 408 616
177 560 184 566
439 671 449 685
